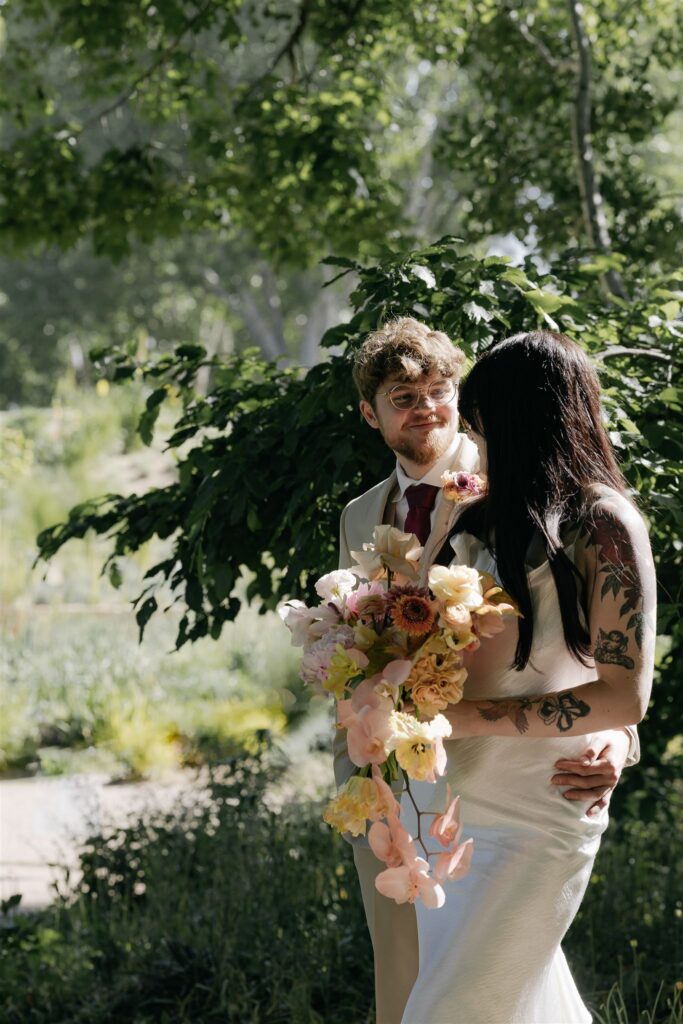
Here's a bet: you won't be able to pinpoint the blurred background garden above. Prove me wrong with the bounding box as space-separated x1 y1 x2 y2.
0 0 682 1021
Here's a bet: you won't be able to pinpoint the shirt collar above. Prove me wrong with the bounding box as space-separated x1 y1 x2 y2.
394 434 467 501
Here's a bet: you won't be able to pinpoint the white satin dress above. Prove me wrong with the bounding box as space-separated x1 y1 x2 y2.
399 532 608 1024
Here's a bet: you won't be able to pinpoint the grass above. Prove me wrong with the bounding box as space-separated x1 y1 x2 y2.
0 752 680 1024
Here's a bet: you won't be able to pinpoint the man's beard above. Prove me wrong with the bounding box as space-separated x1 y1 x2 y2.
391 424 453 466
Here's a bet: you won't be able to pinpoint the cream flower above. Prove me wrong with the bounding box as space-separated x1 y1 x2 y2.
471 572 521 638
323 776 381 837
315 569 358 603
386 711 452 782
323 646 370 699
428 564 484 608
438 602 479 649
278 600 340 647
438 601 471 629
351 525 422 582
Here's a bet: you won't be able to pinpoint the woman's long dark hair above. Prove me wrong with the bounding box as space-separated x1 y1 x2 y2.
457 330 627 670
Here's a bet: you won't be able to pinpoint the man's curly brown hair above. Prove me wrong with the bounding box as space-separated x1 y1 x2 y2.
352 317 466 404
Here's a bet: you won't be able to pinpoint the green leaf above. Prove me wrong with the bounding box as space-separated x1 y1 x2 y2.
108 561 123 589
523 289 568 314
656 387 683 411
500 267 531 289
135 597 158 640
185 576 203 611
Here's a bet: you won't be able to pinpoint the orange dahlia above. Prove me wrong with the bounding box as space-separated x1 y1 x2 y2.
387 585 438 637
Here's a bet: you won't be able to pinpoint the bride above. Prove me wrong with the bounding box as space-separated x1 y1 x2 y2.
398 330 656 1023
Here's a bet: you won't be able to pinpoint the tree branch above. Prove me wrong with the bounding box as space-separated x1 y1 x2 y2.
594 346 672 362
507 14 575 74
79 0 216 131
238 0 366 103
237 0 315 106
566 0 628 300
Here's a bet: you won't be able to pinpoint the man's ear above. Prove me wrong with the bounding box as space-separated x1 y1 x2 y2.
359 399 380 429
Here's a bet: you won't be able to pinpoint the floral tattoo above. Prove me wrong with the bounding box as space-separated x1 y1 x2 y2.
477 691 591 734
582 511 645 653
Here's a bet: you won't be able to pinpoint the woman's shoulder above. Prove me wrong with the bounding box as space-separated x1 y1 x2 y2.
572 483 651 569
579 483 647 535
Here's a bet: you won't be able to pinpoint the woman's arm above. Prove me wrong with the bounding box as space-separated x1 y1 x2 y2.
446 493 657 739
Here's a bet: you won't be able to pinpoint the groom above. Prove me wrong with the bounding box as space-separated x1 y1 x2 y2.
334 316 638 1024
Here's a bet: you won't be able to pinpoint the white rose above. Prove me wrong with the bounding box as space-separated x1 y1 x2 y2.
428 565 483 608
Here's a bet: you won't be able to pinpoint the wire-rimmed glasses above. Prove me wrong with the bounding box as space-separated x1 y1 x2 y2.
377 378 457 411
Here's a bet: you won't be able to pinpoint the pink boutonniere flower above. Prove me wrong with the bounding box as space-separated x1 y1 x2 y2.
441 470 486 503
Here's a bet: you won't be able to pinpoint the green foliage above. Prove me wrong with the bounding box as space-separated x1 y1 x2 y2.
438 0 683 271
0 756 680 1022
2 1 682 407
1 1 681 270
0 757 375 1024
1 608 301 778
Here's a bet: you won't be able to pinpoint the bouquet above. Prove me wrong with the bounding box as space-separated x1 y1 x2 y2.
279 525 518 910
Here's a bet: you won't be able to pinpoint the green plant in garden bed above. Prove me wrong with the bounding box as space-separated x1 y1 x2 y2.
0 756 680 1024
0 609 303 778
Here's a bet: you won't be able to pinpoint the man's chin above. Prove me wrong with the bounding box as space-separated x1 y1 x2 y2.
395 431 451 466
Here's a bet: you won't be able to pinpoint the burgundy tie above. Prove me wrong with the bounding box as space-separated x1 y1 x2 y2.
404 483 440 546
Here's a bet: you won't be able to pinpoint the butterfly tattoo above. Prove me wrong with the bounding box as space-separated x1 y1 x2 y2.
477 692 591 734
535 693 591 732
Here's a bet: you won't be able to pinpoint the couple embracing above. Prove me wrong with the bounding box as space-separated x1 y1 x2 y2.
332 318 655 1024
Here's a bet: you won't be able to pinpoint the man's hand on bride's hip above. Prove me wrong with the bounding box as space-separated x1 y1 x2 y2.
550 728 631 817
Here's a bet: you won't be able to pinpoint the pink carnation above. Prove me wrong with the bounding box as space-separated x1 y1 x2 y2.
343 580 387 621
300 625 355 687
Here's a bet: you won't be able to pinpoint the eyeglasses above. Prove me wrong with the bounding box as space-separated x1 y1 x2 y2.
377 378 457 411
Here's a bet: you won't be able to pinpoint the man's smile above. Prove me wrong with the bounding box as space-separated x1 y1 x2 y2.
406 418 444 430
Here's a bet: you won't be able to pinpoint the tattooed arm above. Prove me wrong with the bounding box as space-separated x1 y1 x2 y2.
446 492 657 739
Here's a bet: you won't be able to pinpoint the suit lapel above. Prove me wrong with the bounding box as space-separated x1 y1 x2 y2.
419 497 455 584
417 436 480 581
377 471 399 528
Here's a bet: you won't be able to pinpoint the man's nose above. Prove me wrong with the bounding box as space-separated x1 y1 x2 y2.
415 391 438 408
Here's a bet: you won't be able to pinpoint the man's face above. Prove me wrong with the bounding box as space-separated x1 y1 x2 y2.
359 373 460 469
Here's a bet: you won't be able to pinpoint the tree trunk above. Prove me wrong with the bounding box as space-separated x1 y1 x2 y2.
567 0 628 300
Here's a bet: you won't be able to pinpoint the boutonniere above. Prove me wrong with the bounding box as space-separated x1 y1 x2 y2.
440 470 486 503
